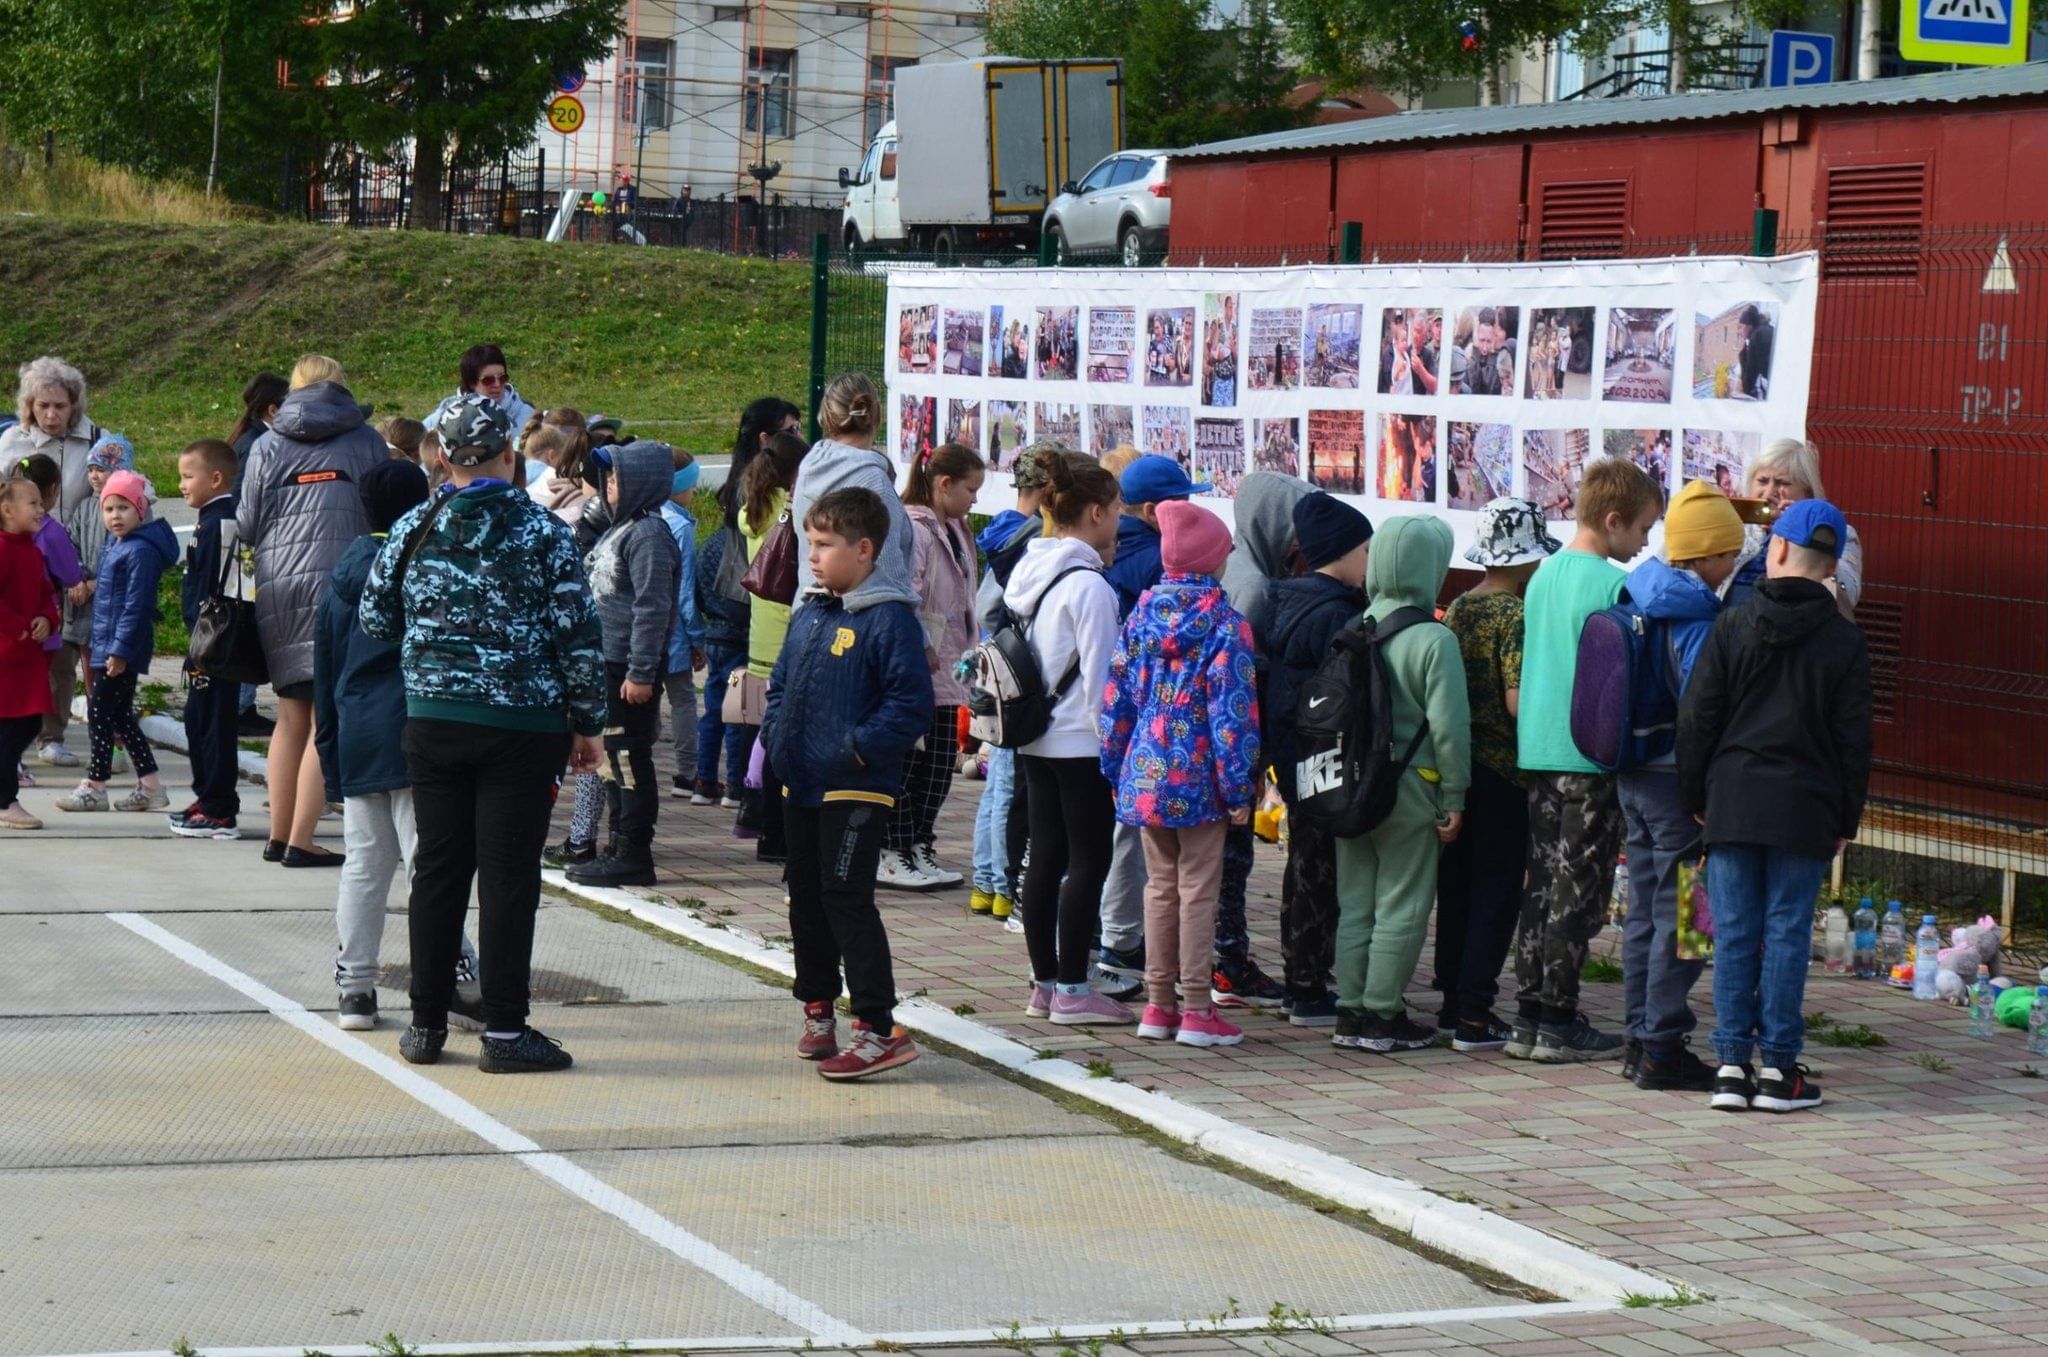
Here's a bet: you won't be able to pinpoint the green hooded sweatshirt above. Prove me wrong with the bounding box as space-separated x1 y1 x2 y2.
1362 516 1472 813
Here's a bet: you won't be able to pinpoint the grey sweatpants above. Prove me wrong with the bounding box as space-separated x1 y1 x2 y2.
1098 820 1150 954
335 788 477 996
664 669 697 785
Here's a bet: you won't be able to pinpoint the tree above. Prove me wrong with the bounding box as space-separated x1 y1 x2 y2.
1273 0 1632 99
1231 0 1302 138
291 0 623 230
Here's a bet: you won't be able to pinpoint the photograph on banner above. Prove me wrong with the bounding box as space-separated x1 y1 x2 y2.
1305 303 1363 388
1248 306 1303 390
1254 417 1301 476
1036 402 1082 449
944 308 985 377
1605 428 1674 492
1194 417 1245 497
1452 304 1520 396
991 305 1031 379
899 395 938 466
1307 409 1366 493
1379 412 1439 503
1682 429 1758 496
1523 428 1591 521
899 304 939 375
947 399 983 451
1088 306 1137 384
1142 405 1193 466
1446 421 1513 510
1203 293 1241 407
1694 301 1777 400
1091 404 1136 456
1525 305 1594 400
1604 308 1676 404
1037 305 1079 381
1378 307 1443 397
989 400 1029 468
1145 306 1196 386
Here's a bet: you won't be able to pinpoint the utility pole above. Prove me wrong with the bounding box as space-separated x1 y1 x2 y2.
1856 0 1883 80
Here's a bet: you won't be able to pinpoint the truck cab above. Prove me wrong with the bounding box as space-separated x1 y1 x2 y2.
839 121 901 251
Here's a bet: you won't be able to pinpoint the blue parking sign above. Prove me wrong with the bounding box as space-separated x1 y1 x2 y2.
1902 0 2030 64
1767 30 1836 87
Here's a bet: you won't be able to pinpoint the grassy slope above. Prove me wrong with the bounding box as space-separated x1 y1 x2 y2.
0 219 811 485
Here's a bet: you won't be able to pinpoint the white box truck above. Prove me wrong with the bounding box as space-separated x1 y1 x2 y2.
838 56 1123 254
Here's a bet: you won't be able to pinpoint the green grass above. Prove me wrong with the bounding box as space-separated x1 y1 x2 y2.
1581 954 1624 983
0 218 811 488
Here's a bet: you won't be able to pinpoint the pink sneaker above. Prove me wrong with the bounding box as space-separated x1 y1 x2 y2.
1177 1006 1244 1048
1136 1004 1181 1039
1024 981 1054 1018
1049 989 1134 1026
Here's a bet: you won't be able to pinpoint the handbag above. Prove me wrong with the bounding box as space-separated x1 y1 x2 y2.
720 670 767 726
1676 854 1716 961
187 529 268 685
740 510 798 605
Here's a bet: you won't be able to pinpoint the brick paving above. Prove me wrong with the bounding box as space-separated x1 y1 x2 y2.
556 745 2048 1354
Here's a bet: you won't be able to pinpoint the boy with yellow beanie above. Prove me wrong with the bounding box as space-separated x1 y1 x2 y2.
1618 479 1747 1093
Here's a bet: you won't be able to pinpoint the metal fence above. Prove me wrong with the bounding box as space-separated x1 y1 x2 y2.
807 225 2048 933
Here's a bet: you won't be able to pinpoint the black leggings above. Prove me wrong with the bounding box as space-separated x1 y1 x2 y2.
0 712 40 806
89 668 156 782
1019 754 1114 986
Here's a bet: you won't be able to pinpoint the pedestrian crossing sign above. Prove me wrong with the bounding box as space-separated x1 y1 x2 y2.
1901 0 2031 64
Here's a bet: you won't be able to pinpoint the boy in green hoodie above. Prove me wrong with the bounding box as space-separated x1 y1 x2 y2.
1331 516 1471 1054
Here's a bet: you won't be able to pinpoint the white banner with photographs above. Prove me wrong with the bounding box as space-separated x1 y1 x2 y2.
887 254 1817 563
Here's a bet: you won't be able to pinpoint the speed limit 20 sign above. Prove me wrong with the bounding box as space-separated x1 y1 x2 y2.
548 94 586 135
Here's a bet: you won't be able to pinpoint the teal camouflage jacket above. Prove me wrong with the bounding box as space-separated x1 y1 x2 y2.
359 482 607 737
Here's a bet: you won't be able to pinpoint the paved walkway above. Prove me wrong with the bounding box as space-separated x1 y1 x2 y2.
556 737 2048 1355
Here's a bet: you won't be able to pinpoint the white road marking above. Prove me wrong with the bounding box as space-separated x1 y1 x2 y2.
103 911 864 1346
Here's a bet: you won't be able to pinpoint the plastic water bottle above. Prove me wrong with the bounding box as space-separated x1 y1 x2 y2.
1879 901 1909 987
1970 966 1996 1037
2028 988 2048 1057
1912 915 1942 1000
1852 898 1879 979
1823 905 1850 973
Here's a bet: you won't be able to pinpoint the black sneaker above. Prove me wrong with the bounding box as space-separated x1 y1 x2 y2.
337 991 377 1031
447 978 488 1032
1532 1012 1626 1063
545 837 597 867
756 842 788 865
1287 992 1340 1028
1451 1014 1515 1052
479 1027 574 1074
671 775 693 800
1211 957 1286 1009
1634 1043 1717 1092
1752 1064 1823 1113
1711 1062 1757 1112
237 708 276 738
1620 1038 1643 1081
566 852 656 887
1375 1012 1441 1053
1503 1016 1540 1061
1331 1006 1370 1050
170 811 240 840
1095 943 1146 981
399 1025 447 1065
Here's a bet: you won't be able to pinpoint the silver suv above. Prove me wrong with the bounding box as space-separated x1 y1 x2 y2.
1042 151 1170 264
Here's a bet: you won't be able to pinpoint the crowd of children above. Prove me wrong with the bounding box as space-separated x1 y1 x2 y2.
0 350 1873 1103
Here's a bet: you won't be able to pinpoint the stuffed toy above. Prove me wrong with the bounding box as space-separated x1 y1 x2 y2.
1933 916 2004 1003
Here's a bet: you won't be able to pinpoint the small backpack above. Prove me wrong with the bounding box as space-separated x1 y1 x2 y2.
1570 594 1682 773
1291 606 1434 837
964 565 1094 750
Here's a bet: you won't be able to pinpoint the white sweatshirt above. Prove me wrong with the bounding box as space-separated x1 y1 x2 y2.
1003 535 1119 760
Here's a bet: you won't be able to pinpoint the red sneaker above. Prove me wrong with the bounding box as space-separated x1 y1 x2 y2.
796 1001 838 1060
817 1021 919 1081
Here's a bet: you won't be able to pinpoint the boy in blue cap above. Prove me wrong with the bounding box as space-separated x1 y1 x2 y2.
1104 453 1200 618
1678 498 1871 1115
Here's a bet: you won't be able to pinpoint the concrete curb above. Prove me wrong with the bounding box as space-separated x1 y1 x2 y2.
551 874 1678 1307
71 694 272 784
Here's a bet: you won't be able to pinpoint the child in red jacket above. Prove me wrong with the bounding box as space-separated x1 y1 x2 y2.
0 475 61 829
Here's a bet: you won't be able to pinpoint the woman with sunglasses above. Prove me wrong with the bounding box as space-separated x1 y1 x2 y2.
422 344 535 443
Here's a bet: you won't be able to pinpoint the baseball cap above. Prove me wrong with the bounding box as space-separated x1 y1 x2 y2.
1119 454 1201 505
1771 498 1848 558
439 395 512 466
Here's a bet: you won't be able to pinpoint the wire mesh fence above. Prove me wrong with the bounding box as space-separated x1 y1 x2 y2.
810 226 2048 937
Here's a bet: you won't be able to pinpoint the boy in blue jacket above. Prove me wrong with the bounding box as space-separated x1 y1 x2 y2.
170 440 244 839
1618 480 1744 1093
659 460 705 802
766 487 932 1081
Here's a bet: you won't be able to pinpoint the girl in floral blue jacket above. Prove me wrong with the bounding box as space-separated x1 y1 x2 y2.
1098 502 1261 1051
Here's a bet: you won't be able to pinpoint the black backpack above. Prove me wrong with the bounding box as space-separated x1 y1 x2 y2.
964 565 1094 750
1291 606 1435 838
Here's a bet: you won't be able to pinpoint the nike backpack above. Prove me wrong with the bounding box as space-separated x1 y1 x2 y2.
1291 606 1433 838
1569 594 1681 773
964 565 1093 750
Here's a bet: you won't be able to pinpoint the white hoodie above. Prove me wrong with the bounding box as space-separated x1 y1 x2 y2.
1002 534 1120 760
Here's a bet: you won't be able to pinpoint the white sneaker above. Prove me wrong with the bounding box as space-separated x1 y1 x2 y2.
875 848 940 891
37 742 78 768
913 844 964 888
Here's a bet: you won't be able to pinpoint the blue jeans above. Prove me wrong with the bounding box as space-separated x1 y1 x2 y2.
972 746 1015 896
1707 843 1829 1071
1619 768 1706 1051
694 644 749 788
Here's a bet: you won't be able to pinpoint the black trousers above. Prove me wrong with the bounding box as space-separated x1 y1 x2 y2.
1434 762 1530 1024
0 713 40 806
1005 754 1031 902
405 718 570 1032
88 668 156 782
888 707 958 852
601 663 662 855
1019 754 1115 985
785 797 898 1032
733 722 788 855
183 670 241 819
1279 802 1340 1003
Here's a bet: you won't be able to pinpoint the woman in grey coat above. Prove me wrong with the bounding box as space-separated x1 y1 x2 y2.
238 355 387 867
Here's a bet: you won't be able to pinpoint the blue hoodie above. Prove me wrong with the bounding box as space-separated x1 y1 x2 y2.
91 518 179 668
660 498 704 674
1623 556 1723 768
1104 513 1164 620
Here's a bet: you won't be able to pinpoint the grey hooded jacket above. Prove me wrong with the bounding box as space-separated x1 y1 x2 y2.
237 381 387 688
789 438 918 611
585 440 681 684
1220 471 1315 643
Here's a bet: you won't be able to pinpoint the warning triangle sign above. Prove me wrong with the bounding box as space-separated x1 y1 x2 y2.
1984 236 2017 294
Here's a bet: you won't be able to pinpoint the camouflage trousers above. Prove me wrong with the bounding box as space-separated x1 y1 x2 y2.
1513 771 1623 1022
